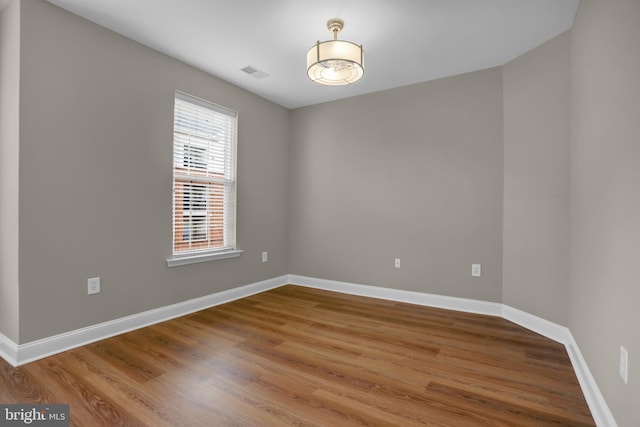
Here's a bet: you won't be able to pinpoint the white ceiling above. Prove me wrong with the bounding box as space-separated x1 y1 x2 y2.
43 0 580 109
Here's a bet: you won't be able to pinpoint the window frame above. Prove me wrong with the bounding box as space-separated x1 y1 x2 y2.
167 91 242 267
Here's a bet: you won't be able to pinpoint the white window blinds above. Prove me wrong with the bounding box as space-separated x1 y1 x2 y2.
172 91 237 256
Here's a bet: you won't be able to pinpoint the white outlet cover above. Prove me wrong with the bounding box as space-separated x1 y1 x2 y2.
394 258 401 268
620 346 629 384
472 264 481 277
88 277 100 295
262 251 268 262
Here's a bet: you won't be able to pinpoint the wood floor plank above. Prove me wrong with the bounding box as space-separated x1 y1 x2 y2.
0 285 594 426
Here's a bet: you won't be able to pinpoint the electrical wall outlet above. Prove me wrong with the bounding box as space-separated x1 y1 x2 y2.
620 346 629 384
472 264 481 277
87 277 101 295
394 258 401 269
262 251 268 263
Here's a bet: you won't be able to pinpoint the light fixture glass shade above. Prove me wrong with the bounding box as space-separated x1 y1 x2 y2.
307 39 364 86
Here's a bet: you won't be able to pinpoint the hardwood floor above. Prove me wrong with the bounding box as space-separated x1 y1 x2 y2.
0 285 594 426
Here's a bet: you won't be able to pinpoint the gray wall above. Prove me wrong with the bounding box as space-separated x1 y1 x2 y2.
289 70 504 302
570 1 640 424
0 0 20 343
16 0 289 343
502 32 570 325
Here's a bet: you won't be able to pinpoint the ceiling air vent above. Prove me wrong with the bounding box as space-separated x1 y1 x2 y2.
241 65 270 80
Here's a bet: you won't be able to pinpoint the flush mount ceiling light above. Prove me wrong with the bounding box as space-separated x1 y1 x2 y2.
307 18 364 86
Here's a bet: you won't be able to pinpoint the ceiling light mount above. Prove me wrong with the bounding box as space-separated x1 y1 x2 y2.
326 18 344 38
307 18 364 86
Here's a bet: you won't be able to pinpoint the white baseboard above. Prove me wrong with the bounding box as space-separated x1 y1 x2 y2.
501 305 572 345
5 275 288 367
0 332 18 366
0 274 615 426
499 305 617 427
287 274 503 317
565 333 618 427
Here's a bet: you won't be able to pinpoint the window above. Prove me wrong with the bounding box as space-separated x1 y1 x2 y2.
169 91 240 265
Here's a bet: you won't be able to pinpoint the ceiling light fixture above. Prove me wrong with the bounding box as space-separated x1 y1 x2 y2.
307 18 364 86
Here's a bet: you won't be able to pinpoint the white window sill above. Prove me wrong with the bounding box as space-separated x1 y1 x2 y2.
166 249 243 267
